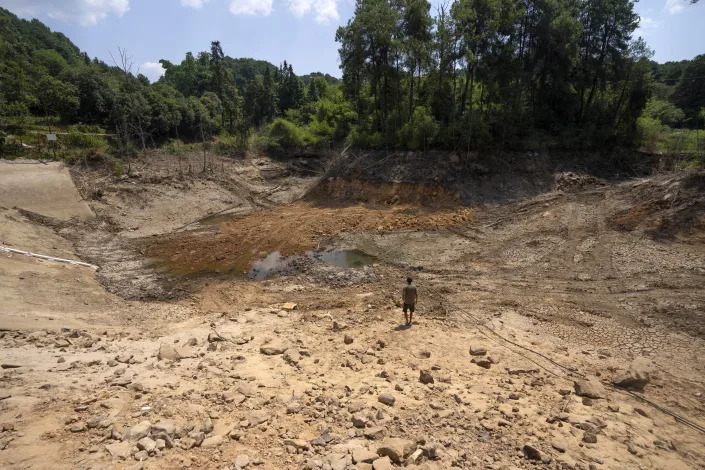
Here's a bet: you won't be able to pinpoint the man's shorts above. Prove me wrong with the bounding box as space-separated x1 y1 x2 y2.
403 303 415 313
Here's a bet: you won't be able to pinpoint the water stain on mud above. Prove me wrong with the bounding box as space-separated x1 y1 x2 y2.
154 248 377 281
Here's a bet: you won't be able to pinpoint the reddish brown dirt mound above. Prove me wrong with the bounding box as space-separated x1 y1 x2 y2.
305 178 461 206
143 201 473 277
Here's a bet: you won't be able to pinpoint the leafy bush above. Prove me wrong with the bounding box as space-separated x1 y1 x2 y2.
215 135 247 156
113 160 124 178
166 139 186 155
267 118 307 149
643 99 685 126
398 106 438 150
64 131 106 149
636 116 663 152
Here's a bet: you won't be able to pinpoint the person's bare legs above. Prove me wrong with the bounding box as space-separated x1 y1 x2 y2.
408 311 413 325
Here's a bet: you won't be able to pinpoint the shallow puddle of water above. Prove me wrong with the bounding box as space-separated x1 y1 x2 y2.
310 249 377 268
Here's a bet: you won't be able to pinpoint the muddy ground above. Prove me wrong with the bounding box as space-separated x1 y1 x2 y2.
1 153 704 470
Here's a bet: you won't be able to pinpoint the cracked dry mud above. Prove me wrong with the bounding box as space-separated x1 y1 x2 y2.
1 156 704 470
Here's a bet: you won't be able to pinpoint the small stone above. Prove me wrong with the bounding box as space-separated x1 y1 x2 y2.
201 435 224 447
583 432 598 444
283 439 309 451
372 456 393 470
151 421 176 436
344 334 354 344
574 378 606 399
157 344 182 361
235 454 250 468
137 437 156 453
608 404 620 412
419 370 434 384
126 421 152 441
353 448 378 464
469 346 487 356
552 440 567 453
364 426 386 440
582 397 594 406
105 441 132 460
522 444 542 461
286 402 301 414
259 342 288 355
70 422 86 432
376 438 416 464
472 357 492 369
378 394 395 406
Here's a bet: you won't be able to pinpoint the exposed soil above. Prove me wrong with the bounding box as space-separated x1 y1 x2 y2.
1 154 705 470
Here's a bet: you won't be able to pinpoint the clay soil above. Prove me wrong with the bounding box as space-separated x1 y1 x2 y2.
1 154 705 470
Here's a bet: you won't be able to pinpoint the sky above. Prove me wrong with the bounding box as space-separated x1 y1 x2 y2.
0 0 704 83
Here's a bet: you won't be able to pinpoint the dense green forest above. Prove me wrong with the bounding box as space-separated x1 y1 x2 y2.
0 2 703 160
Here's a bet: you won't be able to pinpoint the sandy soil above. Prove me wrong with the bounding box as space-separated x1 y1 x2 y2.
1 156 704 470
0 161 94 221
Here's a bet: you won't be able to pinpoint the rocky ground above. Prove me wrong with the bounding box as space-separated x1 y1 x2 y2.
1 155 704 470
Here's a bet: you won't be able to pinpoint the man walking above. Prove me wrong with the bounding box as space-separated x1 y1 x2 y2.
402 277 418 326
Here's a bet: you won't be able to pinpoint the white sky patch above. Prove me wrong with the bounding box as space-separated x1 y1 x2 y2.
229 0 273 16
180 0 208 7
0 0 129 26
639 16 659 28
664 0 686 14
286 0 338 23
141 61 165 83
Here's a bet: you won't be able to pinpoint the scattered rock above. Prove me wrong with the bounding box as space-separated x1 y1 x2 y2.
105 441 132 460
574 378 606 399
311 432 335 447
522 444 542 461
157 344 183 361
378 394 396 406
583 432 598 444
151 421 176 436
551 440 567 453
137 437 157 453
376 438 416 464
201 435 224 447
469 346 487 356
353 448 378 464
372 456 393 470
364 426 386 440
283 439 310 451
126 421 152 441
612 358 652 392
419 370 434 384
344 334 354 344
472 357 492 369
260 342 288 355
70 422 86 432
235 454 250 468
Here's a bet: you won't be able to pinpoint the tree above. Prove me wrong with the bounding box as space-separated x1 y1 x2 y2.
673 55 705 125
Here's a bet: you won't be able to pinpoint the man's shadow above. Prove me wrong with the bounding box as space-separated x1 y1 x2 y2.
394 323 412 331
